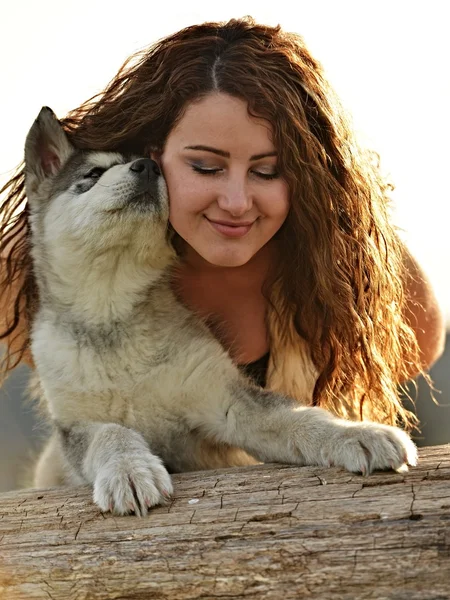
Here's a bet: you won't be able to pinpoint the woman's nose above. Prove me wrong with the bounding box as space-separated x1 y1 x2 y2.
217 180 252 216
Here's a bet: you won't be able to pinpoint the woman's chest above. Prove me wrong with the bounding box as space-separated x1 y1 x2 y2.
207 300 269 364
173 272 270 364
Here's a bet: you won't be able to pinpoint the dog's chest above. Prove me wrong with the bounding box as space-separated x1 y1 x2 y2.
36 313 166 371
31 302 257 471
31 301 224 421
33 312 169 401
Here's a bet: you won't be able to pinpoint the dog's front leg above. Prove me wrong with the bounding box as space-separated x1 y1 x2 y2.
57 421 172 515
192 383 418 475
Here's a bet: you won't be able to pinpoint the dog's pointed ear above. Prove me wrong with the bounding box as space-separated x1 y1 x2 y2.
24 107 74 193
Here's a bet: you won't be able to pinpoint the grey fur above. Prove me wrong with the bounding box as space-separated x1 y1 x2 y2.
25 108 418 516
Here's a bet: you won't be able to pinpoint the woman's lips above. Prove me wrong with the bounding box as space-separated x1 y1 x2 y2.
206 217 254 238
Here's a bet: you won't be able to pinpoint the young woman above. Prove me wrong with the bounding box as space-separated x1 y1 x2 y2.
0 17 444 433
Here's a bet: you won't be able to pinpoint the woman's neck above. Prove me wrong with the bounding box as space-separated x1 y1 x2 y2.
171 241 275 364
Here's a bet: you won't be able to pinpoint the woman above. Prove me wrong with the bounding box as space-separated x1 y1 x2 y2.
0 17 445 433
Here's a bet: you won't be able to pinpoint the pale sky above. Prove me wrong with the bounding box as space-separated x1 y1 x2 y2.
1 0 449 324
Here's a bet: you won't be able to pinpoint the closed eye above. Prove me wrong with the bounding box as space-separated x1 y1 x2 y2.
191 165 279 180
253 171 279 180
191 165 221 175
73 166 108 195
84 167 106 180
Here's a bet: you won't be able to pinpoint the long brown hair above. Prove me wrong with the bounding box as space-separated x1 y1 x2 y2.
0 16 420 427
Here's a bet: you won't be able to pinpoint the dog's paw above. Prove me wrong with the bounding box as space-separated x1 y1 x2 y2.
93 450 173 516
322 421 418 475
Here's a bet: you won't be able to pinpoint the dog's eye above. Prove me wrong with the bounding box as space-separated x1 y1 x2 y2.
85 167 106 180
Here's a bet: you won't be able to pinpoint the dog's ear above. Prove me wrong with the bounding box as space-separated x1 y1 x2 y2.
24 107 74 194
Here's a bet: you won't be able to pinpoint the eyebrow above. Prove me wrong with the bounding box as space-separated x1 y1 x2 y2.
184 145 277 161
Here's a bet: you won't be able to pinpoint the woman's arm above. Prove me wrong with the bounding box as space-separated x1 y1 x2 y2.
402 246 446 376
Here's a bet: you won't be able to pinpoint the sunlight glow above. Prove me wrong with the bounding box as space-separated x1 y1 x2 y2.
1 0 448 323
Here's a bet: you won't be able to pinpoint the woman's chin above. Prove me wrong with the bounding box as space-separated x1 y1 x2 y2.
184 245 256 269
203 253 254 268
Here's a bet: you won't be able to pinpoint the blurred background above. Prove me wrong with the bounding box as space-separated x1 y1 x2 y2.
1 0 449 491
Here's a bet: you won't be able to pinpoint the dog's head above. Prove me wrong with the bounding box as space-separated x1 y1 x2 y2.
24 107 172 266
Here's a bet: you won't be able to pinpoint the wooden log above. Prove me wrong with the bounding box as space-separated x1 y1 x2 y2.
0 444 449 600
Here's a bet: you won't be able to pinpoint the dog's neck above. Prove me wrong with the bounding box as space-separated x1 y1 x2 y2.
34 242 175 325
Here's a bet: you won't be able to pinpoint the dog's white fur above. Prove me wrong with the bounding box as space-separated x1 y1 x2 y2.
25 108 418 516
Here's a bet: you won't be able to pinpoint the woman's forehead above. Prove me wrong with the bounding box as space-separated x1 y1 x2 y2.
166 92 276 154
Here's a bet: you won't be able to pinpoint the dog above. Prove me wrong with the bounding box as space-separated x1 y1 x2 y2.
24 107 417 516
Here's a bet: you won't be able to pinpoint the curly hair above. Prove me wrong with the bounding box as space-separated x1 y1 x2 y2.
0 16 421 428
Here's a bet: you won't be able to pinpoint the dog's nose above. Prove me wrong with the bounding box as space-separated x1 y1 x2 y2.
129 158 160 178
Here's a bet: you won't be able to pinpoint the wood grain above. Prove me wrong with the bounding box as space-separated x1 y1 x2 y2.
0 445 449 599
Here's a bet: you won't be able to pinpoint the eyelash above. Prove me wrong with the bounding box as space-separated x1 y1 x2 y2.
191 165 279 180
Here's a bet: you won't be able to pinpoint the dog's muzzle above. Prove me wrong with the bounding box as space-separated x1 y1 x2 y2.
127 158 165 211
130 158 161 192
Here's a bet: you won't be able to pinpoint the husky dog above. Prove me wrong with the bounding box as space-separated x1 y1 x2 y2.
24 107 417 516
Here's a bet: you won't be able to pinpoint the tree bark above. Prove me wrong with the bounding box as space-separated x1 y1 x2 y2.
0 445 449 600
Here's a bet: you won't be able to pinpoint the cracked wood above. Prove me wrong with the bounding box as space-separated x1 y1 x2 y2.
0 445 449 599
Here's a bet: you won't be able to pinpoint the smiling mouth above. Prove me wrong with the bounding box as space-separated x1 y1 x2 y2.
205 217 255 238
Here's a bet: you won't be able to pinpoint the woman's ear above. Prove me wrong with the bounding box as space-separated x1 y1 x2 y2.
149 149 162 167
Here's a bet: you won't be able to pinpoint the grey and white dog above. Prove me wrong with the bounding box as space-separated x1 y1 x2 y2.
25 107 417 516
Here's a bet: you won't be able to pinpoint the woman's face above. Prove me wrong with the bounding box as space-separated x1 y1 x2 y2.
160 93 290 268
